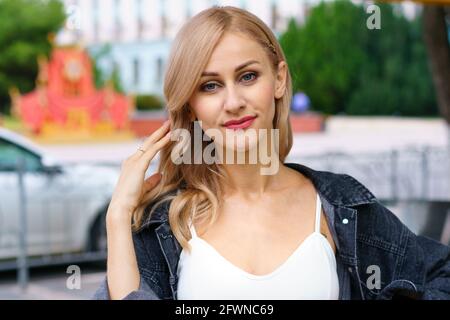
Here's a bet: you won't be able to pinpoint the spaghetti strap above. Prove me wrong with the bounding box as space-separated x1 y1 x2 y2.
189 219 198 238
314 193 321 233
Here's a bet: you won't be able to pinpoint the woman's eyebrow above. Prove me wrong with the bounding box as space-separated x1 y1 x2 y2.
201 60 260 77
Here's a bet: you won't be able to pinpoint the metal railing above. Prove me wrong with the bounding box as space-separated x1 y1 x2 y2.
287 145 450 201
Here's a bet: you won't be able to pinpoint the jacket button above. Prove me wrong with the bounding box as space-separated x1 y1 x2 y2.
348 267 353 273
169 276 176 285
342 218 349 224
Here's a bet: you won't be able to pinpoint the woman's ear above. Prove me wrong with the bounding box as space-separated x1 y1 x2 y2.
274 61 287 100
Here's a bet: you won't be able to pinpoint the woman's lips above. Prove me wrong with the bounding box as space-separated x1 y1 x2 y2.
223 116 256 130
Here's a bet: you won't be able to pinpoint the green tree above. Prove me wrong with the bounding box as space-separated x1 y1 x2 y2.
346 4 437 116
0 0 66 115
279 0 437 117
280 0 368 115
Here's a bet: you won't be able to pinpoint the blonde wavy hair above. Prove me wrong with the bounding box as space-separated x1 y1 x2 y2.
132 6 293 253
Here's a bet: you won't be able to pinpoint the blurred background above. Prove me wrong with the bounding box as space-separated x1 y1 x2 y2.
0 0 449 299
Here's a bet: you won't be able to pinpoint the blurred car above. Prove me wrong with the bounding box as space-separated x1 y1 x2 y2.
0 128 120 261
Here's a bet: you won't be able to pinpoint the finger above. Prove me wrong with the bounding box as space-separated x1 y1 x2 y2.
141 120 171 151
140 188 155 204
129 131 171 176
129 120 170 160
140 130 172 164
143 173 162 192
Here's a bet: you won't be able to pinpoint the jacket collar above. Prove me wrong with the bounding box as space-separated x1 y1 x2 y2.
284 162 377 207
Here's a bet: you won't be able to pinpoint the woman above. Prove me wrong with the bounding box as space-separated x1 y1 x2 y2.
94 6 450 300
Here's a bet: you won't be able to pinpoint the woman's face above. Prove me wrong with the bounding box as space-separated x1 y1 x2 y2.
188 32 287 154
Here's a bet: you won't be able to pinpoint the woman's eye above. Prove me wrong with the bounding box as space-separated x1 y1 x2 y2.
201 82 219 92
241 72 258 82
200 72 258 92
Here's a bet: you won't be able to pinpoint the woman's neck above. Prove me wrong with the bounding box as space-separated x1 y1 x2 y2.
220 161 288 199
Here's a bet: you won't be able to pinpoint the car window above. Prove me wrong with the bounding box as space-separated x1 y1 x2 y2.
0 138 42 172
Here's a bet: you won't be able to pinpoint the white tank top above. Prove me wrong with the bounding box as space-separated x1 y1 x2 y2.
176 193 339 300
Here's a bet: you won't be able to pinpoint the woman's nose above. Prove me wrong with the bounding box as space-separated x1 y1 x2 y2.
223 85 245 113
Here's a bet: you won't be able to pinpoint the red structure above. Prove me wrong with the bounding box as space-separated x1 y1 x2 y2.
11 47 132 135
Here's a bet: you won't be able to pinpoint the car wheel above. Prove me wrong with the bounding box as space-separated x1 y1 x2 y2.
89 212 107 252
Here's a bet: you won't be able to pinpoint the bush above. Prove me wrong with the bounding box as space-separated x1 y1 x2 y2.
135 94 164 111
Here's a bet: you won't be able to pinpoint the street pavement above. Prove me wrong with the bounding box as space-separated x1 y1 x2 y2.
0 264 105 300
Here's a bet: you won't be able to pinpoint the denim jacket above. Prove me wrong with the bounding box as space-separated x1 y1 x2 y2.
93 162 450 300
